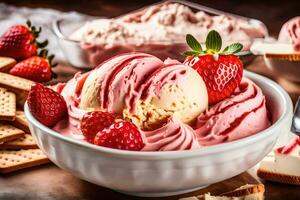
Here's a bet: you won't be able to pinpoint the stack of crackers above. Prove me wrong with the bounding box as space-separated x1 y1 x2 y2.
0 57 49 174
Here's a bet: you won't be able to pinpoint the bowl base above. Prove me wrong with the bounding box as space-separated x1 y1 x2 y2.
115 185 209 197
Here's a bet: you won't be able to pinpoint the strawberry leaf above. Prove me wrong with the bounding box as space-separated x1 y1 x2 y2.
205 30 222 53
182 51 201 57
26 20 31 28
222 43 243 54
37 40 48 48
186 34 203 53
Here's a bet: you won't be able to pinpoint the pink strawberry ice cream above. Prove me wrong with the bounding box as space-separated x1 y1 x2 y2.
53 53 270 151
279 17 300 52
194 78 270 146
141 116 201 151
70 2 267 67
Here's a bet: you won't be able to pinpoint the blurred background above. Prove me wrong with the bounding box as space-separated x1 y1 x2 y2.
1 0 300 36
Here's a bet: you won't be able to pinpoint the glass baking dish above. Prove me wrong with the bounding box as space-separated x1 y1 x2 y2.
52 0 269 69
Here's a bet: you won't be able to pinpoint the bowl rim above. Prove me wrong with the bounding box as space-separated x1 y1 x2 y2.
24 70 293 159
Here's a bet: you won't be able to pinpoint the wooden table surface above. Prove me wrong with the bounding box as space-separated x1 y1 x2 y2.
0 1 300 199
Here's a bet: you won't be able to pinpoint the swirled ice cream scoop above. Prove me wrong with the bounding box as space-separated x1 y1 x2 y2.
195 78 270 146
123 58 208 130
279 17 300 52
72 53 208 130
141 116 201 151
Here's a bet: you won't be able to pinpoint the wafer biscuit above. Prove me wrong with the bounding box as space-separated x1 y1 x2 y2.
0 149 49 173
0 134 37 150
221 184 265 197
0 57 16 72
265 53 300 61
0 123 24 143
0 87 16 121
0 72 33 93
9 111 29 133
257 169 300 185
0 72 34 108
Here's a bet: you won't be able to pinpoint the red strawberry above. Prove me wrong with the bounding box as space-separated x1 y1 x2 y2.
28 83 67 127
9 49 56 83
94 121 145 151
183 31 243 105
80 111 120 143
0 21 47 60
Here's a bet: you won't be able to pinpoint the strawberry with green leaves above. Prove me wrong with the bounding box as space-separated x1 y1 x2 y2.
0 21 48 60
9 49 57 83
183 30 243 105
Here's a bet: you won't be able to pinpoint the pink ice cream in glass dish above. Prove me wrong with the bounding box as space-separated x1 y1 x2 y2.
54 1 268 69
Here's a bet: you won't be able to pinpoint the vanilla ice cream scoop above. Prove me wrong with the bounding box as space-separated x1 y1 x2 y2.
152 67 207 124
78 53 208 130
125 59 208 130
79 53 164 112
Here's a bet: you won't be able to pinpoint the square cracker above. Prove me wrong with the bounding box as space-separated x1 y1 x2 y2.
0 134 37 150
9 110 29 133
0 57 16 72
0 72 34 109
0 149 49 173
0 123 24 143
0 87 16 121
0 72 34 93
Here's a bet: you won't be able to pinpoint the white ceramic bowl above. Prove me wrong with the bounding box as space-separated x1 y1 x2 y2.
25 71 293 197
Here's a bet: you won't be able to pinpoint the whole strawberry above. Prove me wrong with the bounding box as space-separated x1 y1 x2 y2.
183 31 243 105
94 121 145 151
0 21 47 60
28 83 67 127
9 49 56 83
80 111 120 143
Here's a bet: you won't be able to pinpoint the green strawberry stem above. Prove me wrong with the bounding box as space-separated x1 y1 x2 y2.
183 30 243 59
26 20 57 80
38 49 58 79
37 40 48 48
26 20 48 48
38 49 57 67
